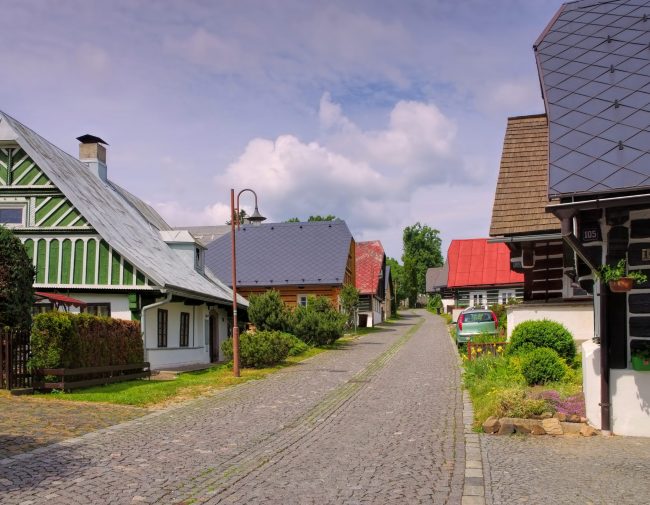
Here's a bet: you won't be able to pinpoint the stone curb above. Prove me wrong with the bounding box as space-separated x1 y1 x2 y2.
462 390 486 505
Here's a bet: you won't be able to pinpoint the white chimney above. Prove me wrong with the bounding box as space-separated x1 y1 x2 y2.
77 134 108 181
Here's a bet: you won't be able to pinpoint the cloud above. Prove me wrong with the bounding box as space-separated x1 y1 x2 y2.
153 200 231 227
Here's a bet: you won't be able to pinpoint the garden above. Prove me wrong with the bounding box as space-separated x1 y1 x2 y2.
457 319 586 434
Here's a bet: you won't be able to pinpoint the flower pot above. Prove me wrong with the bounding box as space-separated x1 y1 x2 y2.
609 278 634 292
631 355 650 371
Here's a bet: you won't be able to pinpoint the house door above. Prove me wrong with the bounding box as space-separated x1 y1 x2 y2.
209 315 219 362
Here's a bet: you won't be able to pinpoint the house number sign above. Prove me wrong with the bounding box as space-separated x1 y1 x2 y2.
581 225 601 243
642 249 650 262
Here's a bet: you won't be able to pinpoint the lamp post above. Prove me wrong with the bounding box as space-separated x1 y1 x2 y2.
230 188 266 377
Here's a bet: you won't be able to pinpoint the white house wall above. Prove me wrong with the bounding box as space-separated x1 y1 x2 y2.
506 301 594 342
143 301 211 369
66 293 132 320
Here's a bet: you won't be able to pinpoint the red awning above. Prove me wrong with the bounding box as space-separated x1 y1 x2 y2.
34 292 87 307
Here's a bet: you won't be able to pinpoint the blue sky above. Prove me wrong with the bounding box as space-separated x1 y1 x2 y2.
2 0 561 259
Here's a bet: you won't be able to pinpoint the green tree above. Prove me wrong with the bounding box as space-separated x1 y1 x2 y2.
226 209 248 225
340 283 360 328
284 215 338 223
386 257 406 310
0 226 35 330
247 290 291 331
285 217 301 222
401 223 443 307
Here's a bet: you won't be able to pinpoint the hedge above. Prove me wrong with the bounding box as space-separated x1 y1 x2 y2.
221 330 292 368
29 312 143 370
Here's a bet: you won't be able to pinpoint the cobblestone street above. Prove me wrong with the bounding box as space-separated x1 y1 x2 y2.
0 311 465 504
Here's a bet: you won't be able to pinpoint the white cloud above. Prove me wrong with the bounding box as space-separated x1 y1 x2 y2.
154 200 231 227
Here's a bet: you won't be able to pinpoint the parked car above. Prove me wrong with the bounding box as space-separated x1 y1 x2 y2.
456 307 498 345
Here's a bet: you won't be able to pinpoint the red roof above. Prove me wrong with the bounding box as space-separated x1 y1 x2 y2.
34 292 87 307
355 241 385 295
446 239 523 288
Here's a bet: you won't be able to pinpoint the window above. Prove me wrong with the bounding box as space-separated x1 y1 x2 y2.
0 207 24 226
180 312 190 347
82 303 111 317
499 290 515 305
298 295 308 307
32 303 53 315
157 309 168 347
468 291 487 308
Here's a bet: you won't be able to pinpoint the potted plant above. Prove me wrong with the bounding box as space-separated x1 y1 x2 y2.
596 259 648 293
631 341 650 372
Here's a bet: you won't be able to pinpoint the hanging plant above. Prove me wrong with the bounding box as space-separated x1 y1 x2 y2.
595 259 647 293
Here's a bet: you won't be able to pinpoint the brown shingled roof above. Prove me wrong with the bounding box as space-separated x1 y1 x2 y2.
489 114 560 237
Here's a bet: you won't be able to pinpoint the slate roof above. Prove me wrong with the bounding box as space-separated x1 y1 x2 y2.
536 0 650 197
355 241 385 295
0 110 241 305
426 262 449 292
206 221 354 287
490 115 561 236
446 239 524 288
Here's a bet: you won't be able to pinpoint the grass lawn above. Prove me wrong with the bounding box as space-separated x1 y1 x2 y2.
34 336 361 408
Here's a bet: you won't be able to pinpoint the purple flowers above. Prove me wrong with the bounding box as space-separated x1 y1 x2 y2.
535 390 585 417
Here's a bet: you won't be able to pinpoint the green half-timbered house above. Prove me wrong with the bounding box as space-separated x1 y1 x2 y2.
0 111 244 369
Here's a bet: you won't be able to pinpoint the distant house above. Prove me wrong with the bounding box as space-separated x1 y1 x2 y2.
425 262 454 313
205 220 356 308
355 241 386 327
489 114 594 341
445 238 523 319
0 111 243 370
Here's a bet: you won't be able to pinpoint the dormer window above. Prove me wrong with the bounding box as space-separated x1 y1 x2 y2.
195 246 204 271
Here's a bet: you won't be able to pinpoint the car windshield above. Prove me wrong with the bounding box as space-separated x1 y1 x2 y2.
463 312 492 323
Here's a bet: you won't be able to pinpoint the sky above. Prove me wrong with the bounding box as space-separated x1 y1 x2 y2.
2 0 562 260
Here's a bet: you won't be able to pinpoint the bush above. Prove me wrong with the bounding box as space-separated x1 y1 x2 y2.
29 312 143 371
221 330 292 368
493 388 550 418
520 347 567 385
340 284 360 328
0 226 35 330
291 296 346 345
247 290 291 332
488 304 507 334
508 320 576 361
427 294 442 313
286 333 310 356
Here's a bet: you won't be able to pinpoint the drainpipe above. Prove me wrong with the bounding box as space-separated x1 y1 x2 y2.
140 291 172 365
558 214 610 433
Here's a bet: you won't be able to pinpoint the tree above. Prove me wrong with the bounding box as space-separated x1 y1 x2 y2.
0 226 35 330
284 215 338 223
226 209 248 225
386 257 406 310
340 283 360 328
401 223 443 307
247 290 291 332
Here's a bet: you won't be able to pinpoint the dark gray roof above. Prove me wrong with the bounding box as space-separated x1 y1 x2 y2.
0 110 241 305
426 262 449 292
536 0 650 197
206 221 353 286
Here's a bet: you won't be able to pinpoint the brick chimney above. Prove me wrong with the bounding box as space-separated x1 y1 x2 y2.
77 134 108 181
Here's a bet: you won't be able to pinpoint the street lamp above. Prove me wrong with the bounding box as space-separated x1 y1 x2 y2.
230 188 266 377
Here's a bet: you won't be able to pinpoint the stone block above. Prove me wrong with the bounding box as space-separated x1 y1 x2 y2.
530 424 546 435
554 412 567 422
560 422 582 435
482 416 500 434
542 417 563 435
580 425 599 437
497 421 514 435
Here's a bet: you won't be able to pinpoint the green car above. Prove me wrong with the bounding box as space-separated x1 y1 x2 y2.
456 308 498 344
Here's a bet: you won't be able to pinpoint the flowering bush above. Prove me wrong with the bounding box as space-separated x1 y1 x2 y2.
535 390 585 417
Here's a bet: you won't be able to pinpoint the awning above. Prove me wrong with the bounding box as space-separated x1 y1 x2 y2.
34 292 87 308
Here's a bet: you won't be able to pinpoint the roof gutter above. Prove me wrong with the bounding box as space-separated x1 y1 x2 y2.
488 233 562 244
547 192 650 213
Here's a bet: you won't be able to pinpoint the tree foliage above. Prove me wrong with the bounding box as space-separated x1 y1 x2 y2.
247 290 291 332
285 215 338 223
0 226 35 330
225 209 248 225
292 296 346 345
340 283 360 327
401 223 443 306
386 257 406 310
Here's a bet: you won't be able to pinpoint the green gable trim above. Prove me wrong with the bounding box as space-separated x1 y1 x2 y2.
98 240 109 284
0 148 8 185
48 240 60 283
10 148 52 187
73 239 84 284
36 239 46 283
111 250 121 285
23 238 34 262
85 239 97 284
123 260 134 285
61 239 72 283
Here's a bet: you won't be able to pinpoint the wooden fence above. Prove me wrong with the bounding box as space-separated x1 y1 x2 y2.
0 328 31 390
35 362 151 391
466 341 508 361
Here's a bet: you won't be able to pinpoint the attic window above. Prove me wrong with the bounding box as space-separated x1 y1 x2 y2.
0 206 24 227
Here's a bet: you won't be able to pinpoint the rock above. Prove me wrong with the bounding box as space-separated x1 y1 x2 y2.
568 414 581 423
530 424 547 435
482 416 500 434
580 417 588 423
542 417 563 435
554 412 567 422
513 418 542 435
560 422 583 435
497 421 515 435
580 425 599 437
540 412 553 419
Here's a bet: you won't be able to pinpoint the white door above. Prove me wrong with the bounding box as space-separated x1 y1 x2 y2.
469 291 487 308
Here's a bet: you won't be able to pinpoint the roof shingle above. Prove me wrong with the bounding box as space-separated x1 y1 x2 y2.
446 239 523 288
355 241 385 295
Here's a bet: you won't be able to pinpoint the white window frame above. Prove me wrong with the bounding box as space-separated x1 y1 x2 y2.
468 291 487 308
0 200 27 228
297 294 308 307
498 289 515 305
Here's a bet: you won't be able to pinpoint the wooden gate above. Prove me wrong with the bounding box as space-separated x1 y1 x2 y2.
0 329 31 390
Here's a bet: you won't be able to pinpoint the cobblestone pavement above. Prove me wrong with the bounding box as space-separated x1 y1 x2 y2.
0 395 147 459
0 310 465 505
482 428 650 504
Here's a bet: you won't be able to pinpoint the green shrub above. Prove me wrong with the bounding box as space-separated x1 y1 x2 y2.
29 312 143 371
488 304 507 334
247 290 291 332
286 333 310 356
427 294 442 313
0 226 35 330
493 388 550 418
508 320 576 361
340 284 360 328
221 330 292 368
520 347 567 385
291 296 346 345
